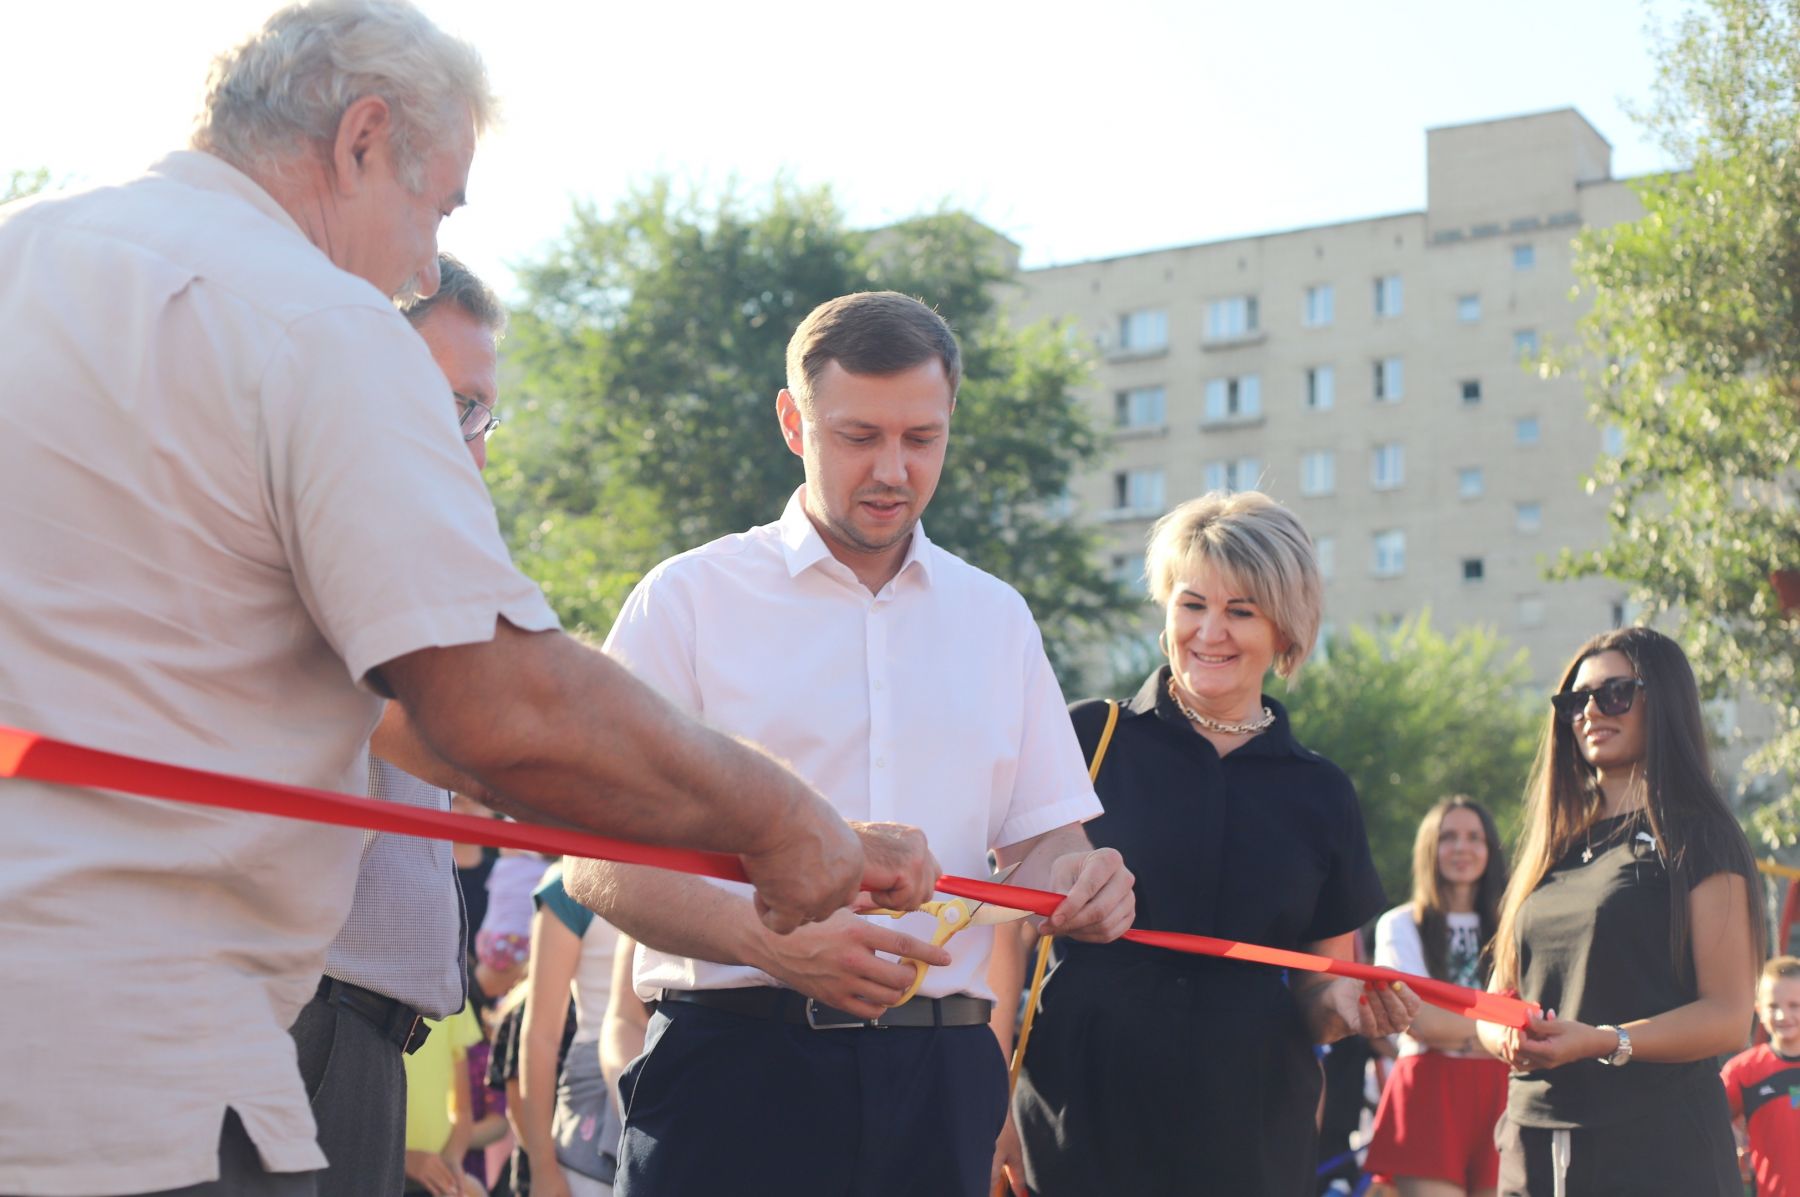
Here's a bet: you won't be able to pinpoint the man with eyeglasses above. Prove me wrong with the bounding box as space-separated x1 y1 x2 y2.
286 254 506 1197
0 4 935 1193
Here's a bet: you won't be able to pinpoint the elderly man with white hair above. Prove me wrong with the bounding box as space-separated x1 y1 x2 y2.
0 3 935 1195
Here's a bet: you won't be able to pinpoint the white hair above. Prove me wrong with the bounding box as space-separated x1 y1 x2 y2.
192 0 495 190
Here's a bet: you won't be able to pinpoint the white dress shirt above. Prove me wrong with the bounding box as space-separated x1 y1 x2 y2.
605 488 1100 1003
0 153 558 1193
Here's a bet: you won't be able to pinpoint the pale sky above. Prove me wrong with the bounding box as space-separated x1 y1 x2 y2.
2 0 1683 297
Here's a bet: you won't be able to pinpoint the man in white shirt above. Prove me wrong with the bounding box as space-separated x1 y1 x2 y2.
0 7 931 1195
569 291 1137 1197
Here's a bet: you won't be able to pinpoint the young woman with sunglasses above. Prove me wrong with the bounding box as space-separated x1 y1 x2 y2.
1364 797 1510 1197
1478 627 1761 1195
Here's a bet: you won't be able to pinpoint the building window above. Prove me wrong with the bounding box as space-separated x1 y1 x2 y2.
1314 620 1335 661
1372 530 1406 577
1118 308 1168 352
1513 244 1536 271
1516 502 1543 533
1519 595 1547 628
1373 274 1404 317
1203 457 1261 493
1204 375 1262 422
1205 295 1259 340
1462 557 1485 582
1457 294 1481 322
1374 357 1404 402
1306 365 1336 411
1516 417 1541 445
1458 467 1484 498
1109 553 1142 588
1602 424 1626 456
1114 386 1166 429
1316 537 1336 581
1514 329 1540 360
1113 469 1166 516
1300 451 1336 497
1371 442 1405 490
1303 284 1334 328
1460 379 1482 405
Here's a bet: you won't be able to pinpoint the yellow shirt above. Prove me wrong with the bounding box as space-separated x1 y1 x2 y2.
403 1002 484 1153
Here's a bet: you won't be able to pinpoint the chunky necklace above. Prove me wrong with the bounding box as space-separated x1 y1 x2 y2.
1167 677 1276 736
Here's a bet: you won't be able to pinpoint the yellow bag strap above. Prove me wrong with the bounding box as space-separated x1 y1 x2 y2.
1002 699 1120 1183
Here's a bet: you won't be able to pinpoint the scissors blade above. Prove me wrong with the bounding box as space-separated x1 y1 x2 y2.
968 862 1034 925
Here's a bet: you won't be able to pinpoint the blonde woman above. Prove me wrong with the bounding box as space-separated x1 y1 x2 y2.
1479 627 1761 1195
1009 491 1417 1196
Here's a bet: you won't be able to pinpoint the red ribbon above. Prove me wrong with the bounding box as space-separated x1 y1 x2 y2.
0 724 1535 1027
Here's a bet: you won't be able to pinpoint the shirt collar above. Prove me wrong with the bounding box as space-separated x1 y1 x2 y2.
148 151 311 245
1127 665 1300 757
776 487 936 589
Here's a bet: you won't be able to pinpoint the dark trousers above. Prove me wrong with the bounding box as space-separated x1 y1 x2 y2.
615 1000 1008 1197
1497 1078 1740 1196
290 992 407 1197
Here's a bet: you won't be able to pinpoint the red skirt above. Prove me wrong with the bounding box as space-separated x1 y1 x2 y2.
1364 1051 1509 1188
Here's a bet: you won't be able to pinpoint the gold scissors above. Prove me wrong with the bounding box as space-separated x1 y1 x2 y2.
869 862 1032 1003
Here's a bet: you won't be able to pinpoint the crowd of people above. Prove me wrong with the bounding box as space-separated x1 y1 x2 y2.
0 3 1781 1197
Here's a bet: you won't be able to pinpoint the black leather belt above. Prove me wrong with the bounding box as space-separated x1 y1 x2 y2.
659 987 992 1030
316 976 431 1054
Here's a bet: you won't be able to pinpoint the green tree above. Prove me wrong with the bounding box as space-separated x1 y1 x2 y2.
3 168 50 204
496 179 1130 681
1554 0 1800 839
1274 615 1541 902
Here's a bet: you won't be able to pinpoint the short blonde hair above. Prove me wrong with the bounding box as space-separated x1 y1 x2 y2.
1763 956 1800 988
1144 490 1323 677
193 0 495 191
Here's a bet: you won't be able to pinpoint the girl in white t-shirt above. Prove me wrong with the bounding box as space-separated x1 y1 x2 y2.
1365 797 1511 1197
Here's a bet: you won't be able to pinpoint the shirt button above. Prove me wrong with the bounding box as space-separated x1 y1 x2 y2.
875 756 887 768
873 680 884 691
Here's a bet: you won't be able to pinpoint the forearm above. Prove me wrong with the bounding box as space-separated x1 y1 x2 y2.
468 1112 509 1150
565 860 767 970
386 625 815 855
1617 995 1753 1063
995 823 1091 890
987 923 1029 1059
1407 1003 1487 1054
517 1026 563 1161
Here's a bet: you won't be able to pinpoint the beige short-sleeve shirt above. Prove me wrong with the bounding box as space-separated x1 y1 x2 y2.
0 153 558 1194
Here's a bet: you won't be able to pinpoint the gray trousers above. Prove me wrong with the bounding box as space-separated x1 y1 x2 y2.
290 992 408 1197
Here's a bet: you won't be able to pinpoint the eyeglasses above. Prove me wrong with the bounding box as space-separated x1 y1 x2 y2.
456 394 501 442
1551 676 1645 722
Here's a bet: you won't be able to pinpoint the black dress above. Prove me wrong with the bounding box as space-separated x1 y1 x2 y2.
1014 669 1386 1196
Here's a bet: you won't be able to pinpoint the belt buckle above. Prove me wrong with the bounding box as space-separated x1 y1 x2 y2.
804 998 878 1030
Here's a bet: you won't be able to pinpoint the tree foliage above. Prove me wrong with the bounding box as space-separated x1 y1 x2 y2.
1275 615 1541 903
3 168 50 204
1554 0 1800 839
494 179 1131 682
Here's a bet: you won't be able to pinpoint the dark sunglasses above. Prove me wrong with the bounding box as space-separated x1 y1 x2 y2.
1551 676 1645 722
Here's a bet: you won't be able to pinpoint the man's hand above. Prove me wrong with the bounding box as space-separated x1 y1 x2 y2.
850 821 940 911
740 794 865 934
753 908 952 1020
403 1149 461 1197
1043 848 1135 941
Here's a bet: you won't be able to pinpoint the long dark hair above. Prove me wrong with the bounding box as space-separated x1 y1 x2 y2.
1492 626 1763 990
1410 796 1508 983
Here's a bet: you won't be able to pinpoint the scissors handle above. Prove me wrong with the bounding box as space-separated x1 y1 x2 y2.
870 900 974 1003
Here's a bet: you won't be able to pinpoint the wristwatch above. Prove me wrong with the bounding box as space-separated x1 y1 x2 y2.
1596 1024 1632 1066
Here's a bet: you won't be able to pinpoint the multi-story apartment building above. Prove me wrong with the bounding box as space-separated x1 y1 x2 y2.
1011 108 1645 684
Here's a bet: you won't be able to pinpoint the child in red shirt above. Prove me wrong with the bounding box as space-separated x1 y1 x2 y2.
1724 956 1800 1196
